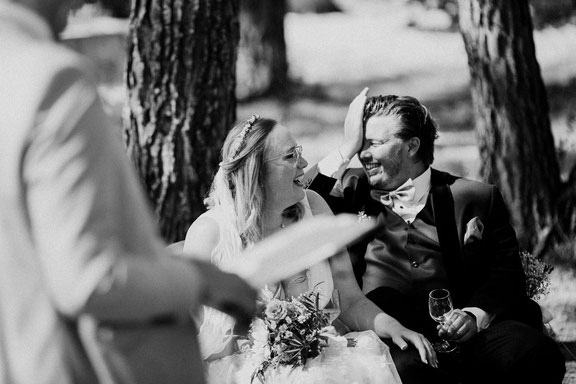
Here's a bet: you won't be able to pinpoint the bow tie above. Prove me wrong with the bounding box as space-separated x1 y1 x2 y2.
370 179 415 207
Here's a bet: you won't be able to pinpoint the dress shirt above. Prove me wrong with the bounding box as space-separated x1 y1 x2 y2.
385 167 431 224
317 150 491 331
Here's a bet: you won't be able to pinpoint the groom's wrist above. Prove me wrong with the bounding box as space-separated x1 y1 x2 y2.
462 307 492 331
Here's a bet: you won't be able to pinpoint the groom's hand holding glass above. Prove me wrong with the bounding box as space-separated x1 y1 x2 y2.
437 309 478 344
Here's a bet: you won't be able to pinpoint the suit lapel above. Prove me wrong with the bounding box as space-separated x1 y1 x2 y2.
430 169 464 300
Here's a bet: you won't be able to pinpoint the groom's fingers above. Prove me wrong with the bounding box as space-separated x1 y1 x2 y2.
453 327 474 343
438 310 466 338
439 312 477 343
452 317 477 343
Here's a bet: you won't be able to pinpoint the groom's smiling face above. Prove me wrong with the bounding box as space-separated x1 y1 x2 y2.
359 115 412 191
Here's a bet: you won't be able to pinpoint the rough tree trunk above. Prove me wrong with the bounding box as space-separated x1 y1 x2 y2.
236 0 288 100
458 0 563 253
124 0 239 243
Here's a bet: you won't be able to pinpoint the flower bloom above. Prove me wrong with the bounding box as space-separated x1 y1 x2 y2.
273 343 287 354
265 299 288 321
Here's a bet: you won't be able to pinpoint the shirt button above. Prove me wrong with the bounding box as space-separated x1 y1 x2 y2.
399 205 404 209
411 261 419 268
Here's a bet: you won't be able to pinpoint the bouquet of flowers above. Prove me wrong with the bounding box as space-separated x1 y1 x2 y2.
249 290 333 383
520 250 553 300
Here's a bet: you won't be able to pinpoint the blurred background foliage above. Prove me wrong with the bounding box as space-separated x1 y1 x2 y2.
92 0 344 18
92 0 576 30
409 0 576 30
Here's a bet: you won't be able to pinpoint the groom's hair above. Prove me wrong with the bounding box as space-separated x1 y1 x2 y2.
363 95 439 165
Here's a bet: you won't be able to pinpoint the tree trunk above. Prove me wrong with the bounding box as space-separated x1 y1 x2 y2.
236 0 288 100
458 0 561 252
124 0 239 243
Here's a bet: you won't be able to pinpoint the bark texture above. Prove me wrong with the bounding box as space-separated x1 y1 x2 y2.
236 0 288 99
124 0 239 242
458 0 562 252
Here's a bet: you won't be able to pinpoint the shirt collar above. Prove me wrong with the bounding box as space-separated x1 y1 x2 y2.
0 2 53 42
411 166 432 204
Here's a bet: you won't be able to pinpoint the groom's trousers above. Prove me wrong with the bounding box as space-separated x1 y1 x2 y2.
367 287 566 384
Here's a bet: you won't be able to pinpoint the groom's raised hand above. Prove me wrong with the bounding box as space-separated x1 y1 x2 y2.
339 87 369 161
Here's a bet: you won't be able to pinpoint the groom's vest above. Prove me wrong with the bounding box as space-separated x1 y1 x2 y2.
362 198 450 301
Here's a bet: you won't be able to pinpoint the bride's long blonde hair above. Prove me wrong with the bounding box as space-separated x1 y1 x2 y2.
205 115 303 266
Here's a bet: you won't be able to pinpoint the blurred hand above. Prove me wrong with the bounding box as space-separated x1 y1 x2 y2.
339 87 369 160
437 309 477 343
192 260 257 335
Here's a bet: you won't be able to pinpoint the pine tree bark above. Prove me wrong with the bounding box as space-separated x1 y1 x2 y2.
458 0 561 252
124 0 239 243
236 0 288 100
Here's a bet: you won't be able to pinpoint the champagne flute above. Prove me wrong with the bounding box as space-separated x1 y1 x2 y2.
323 289 341 325
428 288 458 353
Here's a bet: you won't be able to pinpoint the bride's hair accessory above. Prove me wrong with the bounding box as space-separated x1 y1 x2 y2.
229 114 260 160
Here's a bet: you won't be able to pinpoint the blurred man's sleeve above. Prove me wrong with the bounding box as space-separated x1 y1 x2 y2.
24 64 205 322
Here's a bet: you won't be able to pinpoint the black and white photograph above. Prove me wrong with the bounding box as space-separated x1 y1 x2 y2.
1 0 575 383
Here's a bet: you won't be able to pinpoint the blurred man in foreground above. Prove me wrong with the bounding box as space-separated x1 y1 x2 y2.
0 1 256 383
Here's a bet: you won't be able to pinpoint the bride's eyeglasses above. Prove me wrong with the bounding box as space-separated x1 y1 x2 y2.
264 145 303 168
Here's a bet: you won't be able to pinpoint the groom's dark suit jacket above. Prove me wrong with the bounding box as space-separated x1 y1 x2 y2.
305 166 537 328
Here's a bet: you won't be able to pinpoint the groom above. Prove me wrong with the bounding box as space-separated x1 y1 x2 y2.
305 89 565 384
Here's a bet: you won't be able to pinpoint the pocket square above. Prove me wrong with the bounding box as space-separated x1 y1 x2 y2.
464 217 484 244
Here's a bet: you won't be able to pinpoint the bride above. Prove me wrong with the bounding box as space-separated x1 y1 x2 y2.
183 115 436 383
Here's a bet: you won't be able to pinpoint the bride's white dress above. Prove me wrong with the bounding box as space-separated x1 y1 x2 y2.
196 196 402 384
